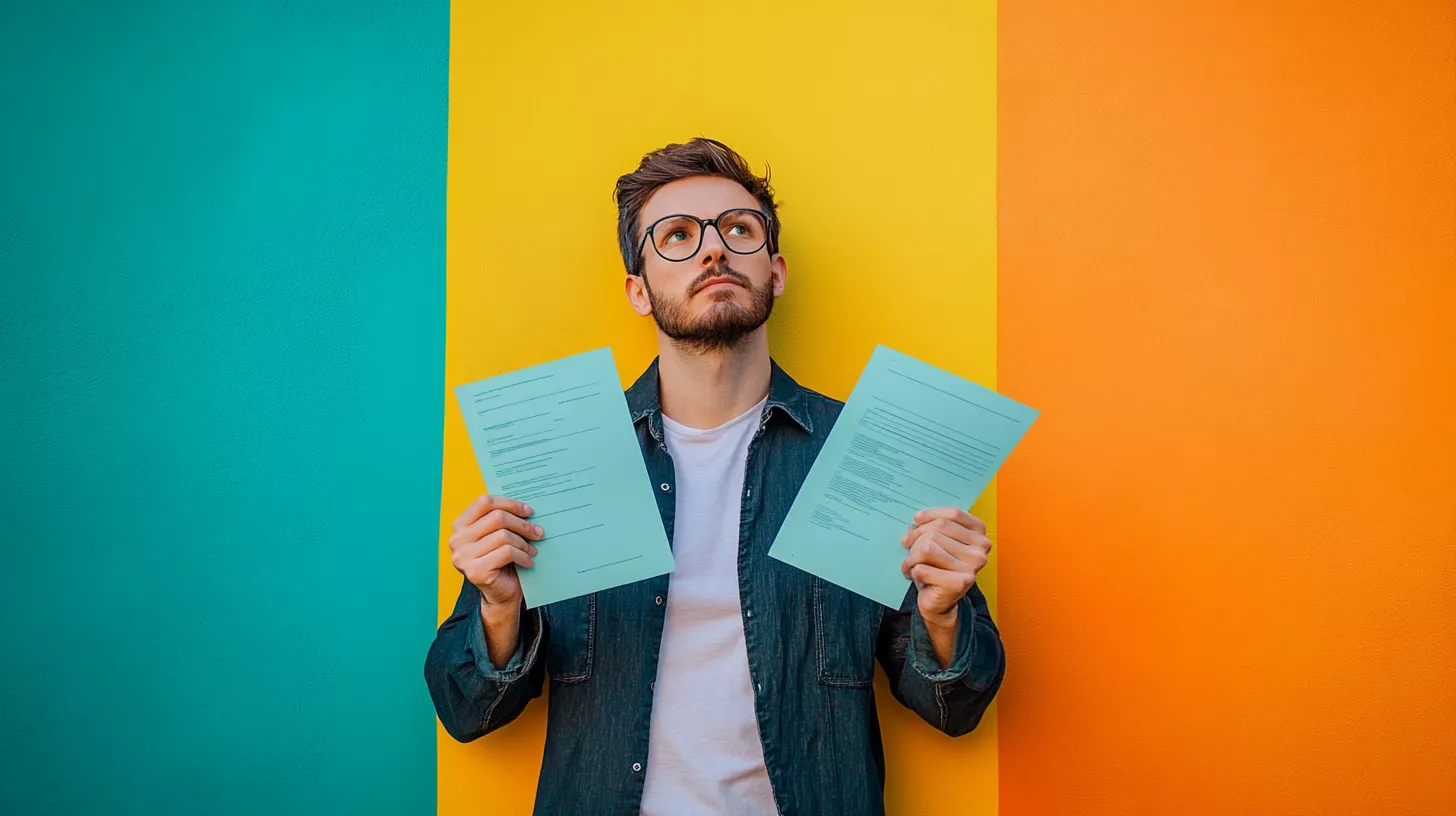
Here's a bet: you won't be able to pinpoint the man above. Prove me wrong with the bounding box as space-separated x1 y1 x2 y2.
425 138 1005 815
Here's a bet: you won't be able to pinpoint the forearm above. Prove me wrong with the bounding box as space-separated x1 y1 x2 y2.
481 597 523 670
878 586 1006 737
927 609 1004 737
923 607 959 669
425 578 544 742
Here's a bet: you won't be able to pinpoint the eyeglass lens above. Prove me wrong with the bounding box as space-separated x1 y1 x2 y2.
649 209 768 261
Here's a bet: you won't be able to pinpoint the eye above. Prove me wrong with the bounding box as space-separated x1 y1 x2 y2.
727 223 748 236
666 229 689 243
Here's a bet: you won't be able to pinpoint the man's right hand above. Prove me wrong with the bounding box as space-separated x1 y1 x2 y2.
449 494 544 666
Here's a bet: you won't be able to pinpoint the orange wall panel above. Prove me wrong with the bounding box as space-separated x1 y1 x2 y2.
998 1 1456 813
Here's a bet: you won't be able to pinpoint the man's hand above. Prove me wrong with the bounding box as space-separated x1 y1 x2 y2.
448 494 544 667
900 507 992 652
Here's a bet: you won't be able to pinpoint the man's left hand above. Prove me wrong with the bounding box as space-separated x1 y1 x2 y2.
900 507 992 628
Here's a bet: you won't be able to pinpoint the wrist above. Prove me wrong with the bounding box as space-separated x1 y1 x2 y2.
478 594 524 671
921 603 960 633
480 594 522 626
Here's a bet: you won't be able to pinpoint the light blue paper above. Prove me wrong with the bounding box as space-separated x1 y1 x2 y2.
769 345 1040 608
454 347 674 607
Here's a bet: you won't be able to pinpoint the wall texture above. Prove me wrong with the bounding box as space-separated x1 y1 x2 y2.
998 1 1456 813
0 2 447 813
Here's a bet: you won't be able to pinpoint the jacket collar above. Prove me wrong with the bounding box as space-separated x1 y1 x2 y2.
626 356 814 445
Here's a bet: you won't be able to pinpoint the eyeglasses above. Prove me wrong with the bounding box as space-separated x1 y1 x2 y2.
638 208 773 264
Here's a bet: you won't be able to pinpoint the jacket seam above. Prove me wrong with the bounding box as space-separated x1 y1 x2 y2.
812 578 874 688
551 593 596 683
934 680 948 732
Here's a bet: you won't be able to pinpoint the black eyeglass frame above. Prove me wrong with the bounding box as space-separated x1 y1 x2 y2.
635 207 777 270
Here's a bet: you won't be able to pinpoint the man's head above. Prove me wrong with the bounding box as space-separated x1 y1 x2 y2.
614 138 786 354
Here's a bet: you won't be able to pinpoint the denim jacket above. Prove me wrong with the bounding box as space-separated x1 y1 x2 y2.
425 358 1006 815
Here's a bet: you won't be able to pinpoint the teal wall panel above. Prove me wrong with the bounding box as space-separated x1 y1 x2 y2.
0 2 446 813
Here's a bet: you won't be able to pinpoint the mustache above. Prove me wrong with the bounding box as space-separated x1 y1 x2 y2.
689 264 752 295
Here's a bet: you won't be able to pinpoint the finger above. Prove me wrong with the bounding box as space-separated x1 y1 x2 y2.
909 563 975 595
475 541 535 573
910 517 985 549
455 535 533 582
922 527 991 563
901 535 962 577
454 528 538 563
463 545 533 590
902 521 943 549
453 494 533 532
931 532 989 574
460 507 543 546
911 506 984 535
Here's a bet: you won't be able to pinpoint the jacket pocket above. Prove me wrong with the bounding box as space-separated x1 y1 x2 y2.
543 593 595 683
812 577 880 688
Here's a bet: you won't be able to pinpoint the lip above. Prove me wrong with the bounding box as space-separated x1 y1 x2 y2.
697 276 743 293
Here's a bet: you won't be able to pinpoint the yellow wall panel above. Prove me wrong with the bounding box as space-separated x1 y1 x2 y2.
442 2 997 812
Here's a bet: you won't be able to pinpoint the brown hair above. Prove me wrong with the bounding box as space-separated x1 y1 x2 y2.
613 137 781 276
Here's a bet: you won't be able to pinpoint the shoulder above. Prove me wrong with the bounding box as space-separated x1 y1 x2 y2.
802 386 843 415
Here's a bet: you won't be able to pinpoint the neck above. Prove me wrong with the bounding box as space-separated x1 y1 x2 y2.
656 328 772 430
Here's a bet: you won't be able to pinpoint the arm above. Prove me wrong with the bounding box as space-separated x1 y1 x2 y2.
424 576 546 742
426 493 547 741
875 582 1005 737
879 506 1007 736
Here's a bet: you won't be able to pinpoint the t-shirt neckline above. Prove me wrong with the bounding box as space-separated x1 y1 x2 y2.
661 395 769 439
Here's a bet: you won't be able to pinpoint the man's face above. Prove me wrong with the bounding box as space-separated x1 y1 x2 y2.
627 176 786 353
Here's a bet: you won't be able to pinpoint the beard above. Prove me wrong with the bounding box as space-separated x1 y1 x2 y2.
644 262 775 354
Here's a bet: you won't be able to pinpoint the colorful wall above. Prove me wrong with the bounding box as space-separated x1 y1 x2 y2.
4 1 1452 815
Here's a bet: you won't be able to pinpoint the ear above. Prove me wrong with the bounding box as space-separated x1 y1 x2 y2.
770 253 788 297
624 273 653 316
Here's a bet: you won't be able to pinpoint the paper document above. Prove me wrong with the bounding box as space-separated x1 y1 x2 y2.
454 347 673 607
769 345 1039 608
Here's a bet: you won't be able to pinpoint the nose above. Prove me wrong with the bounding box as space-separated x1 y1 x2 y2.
697 224 729 267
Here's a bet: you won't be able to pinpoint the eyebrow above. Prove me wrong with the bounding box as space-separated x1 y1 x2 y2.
646 208 756 225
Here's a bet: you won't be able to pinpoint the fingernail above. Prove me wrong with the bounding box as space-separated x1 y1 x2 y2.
523 504 533 515
533 525 543 537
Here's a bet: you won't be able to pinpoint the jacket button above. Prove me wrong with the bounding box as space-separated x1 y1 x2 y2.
655 596 663 606
660 483 670 492
632 762 643 772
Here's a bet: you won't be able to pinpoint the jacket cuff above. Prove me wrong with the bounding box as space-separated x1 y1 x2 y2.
907 593 977 684
467 601 542 684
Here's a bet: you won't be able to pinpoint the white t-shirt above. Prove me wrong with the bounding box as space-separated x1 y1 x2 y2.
640 396 777 816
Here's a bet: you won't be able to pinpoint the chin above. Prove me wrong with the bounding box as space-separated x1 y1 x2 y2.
698 297 745 317
700 288 742 304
